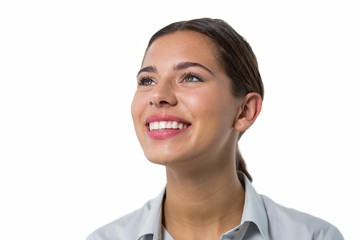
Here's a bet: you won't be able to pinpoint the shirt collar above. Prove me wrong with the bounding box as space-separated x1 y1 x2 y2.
137 172 270 240
137 188 166 240
241 174 270 240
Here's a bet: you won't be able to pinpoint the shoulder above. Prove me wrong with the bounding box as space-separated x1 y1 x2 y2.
261 195 344 240
85 199 155 240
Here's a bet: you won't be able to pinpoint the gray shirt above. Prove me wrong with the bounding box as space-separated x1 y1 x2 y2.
86 174 343 240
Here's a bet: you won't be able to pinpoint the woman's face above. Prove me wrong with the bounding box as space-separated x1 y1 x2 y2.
131 30 242 167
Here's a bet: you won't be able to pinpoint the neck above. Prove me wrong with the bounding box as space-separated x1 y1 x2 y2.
163 164 245 239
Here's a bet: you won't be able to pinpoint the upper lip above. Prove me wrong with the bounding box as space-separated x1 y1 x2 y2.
145 114 191 126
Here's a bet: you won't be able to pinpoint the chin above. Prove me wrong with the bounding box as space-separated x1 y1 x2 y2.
145 152 186 166
146 156 174 166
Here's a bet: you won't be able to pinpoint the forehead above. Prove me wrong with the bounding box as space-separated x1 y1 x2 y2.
142 31 221 71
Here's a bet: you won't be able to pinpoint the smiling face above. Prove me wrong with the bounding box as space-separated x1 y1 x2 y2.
131 30 243 168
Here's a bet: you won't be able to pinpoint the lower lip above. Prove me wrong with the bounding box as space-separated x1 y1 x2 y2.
147 127 189 140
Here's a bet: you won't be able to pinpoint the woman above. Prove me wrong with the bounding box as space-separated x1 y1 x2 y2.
87 18 343 240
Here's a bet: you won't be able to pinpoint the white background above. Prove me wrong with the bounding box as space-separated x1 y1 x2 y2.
0 1 359 239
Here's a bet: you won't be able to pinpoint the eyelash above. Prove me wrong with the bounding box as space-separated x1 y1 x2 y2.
137 76 155 86
137 72 204 86
180 72 204 83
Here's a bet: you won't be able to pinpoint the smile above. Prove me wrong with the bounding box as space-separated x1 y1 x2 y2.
149 121 189 131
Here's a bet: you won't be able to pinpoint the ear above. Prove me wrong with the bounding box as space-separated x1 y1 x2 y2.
233 92 262 132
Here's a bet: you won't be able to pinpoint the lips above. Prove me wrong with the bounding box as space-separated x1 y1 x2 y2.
145 114 191 140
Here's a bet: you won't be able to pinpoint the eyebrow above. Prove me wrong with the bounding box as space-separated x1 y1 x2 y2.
137 61 215 77
137 66 156 77
174 62 215 76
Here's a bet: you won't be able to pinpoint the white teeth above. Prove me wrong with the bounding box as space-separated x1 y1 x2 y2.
149 121 188 131
171 122 178 129
159 121 167 129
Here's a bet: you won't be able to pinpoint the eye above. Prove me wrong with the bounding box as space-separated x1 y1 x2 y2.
181 72 204 83
138 76 156 86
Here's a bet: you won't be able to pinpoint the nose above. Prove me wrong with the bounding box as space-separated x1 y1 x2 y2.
149 82 177 107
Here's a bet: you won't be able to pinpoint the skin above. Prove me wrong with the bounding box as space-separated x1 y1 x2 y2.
131 30 262 239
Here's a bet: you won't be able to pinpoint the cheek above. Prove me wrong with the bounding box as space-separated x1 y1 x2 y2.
181 91 222 118
130 93 147 144
130 92 144 123
183 89 238 128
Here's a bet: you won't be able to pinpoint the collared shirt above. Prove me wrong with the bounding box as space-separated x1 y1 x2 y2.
86 174 344 240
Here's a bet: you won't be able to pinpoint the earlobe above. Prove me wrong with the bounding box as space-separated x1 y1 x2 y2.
234 93 262 132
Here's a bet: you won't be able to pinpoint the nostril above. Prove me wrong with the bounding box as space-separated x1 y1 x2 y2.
149 96 177 107
159 100 170 105
148 84 178 107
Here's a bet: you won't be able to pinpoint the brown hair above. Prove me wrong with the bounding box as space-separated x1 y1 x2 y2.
145 18 264 182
